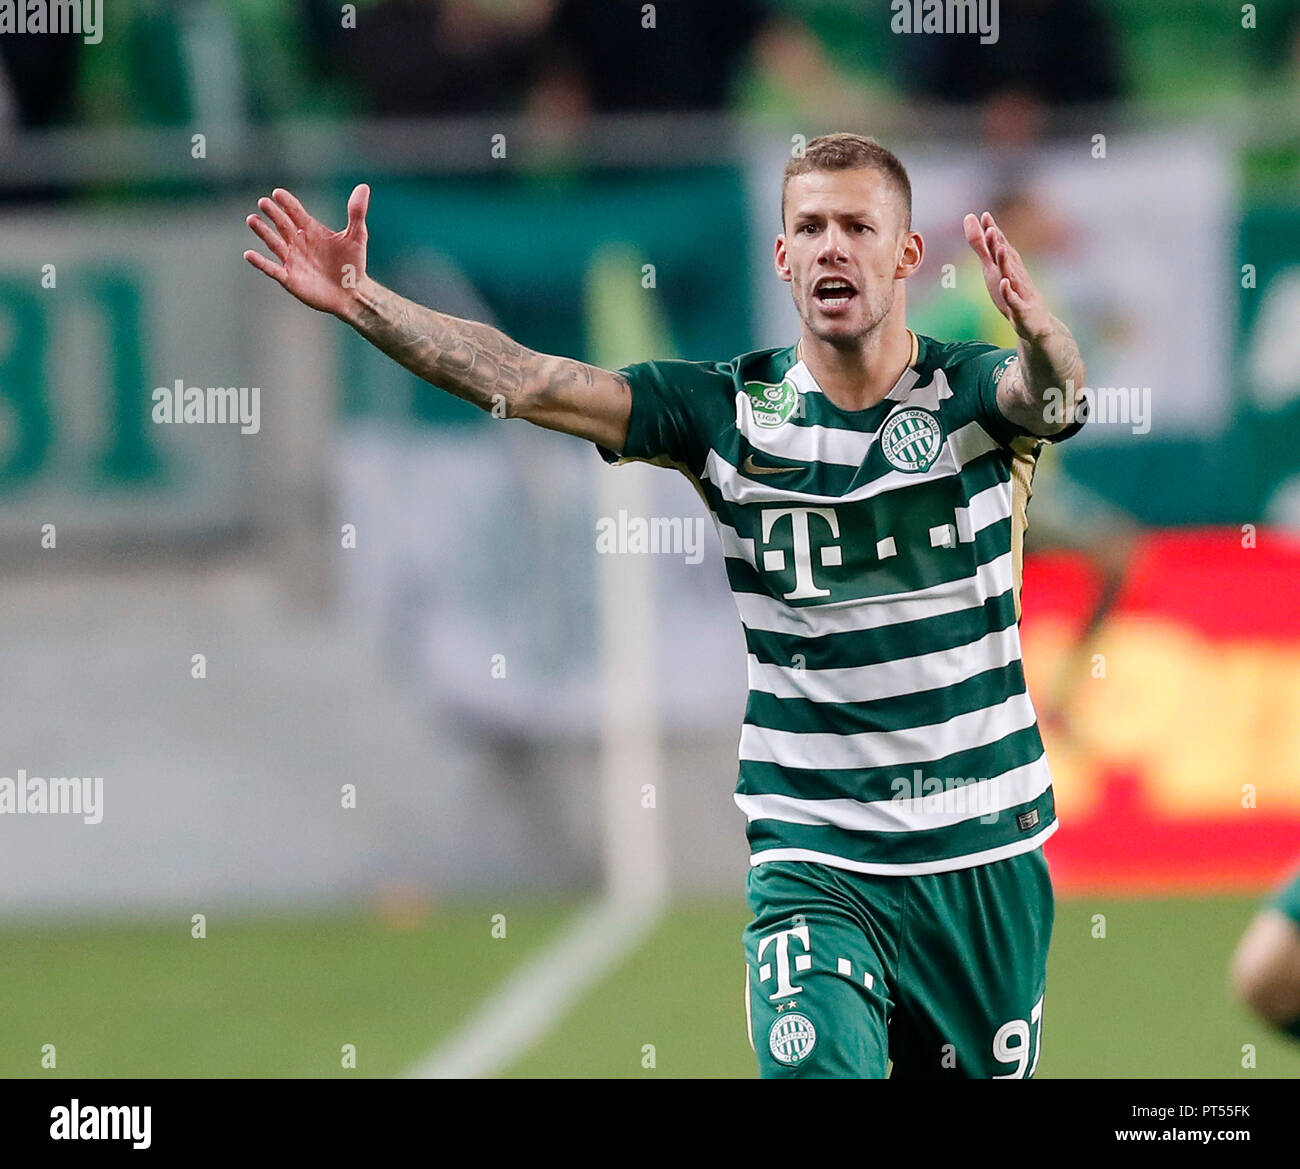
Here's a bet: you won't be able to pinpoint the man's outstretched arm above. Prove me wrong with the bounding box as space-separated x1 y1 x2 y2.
244 184 633 452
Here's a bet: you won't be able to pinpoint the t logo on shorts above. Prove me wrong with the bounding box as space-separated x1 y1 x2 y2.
756 925 812 1000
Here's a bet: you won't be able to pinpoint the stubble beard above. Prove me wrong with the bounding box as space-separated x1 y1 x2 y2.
799 282 895 351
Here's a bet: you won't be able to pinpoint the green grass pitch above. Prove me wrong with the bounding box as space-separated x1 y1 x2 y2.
2 896 1297 1078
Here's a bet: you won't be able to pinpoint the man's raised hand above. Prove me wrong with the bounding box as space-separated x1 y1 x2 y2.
244 184 371 319
246 181 633 451
963 211 1053 342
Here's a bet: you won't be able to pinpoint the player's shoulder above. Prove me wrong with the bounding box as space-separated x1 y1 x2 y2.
914 332 1017 391
916 332 1012 371
620 344 797 393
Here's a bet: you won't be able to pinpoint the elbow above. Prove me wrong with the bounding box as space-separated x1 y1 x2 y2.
1229 913 1300 1027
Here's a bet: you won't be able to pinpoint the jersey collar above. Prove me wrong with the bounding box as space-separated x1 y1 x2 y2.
793 329 922 402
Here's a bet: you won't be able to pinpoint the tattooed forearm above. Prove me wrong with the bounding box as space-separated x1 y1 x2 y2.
1020 315 1085 403
340 276 632 450
348 280 539 414
1001 314 1087 435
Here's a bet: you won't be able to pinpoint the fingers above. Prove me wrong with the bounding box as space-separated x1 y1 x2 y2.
964 212 993 263
243 248 286 283
980 213 1026 280
258 195 297 240
981 211 1003 249
246 213 288 261
982 215 1009 268
966 211 1040 329
986 219 1035 300
345 183 370 239
272 187 313 230
967 211 1021 287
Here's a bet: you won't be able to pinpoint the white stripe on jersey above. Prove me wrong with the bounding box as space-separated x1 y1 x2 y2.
956 478 1014 537
741 417 889 467
738 689 1040 770
746 623 1024 705
748 821 1058 876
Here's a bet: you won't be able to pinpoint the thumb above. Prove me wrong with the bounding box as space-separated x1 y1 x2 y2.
346 183 370 239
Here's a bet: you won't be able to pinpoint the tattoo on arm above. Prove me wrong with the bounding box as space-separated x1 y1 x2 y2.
1000 316 1087 435
346 279 632 449
351 282 539 413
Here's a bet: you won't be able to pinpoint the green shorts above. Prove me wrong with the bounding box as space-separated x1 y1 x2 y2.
742 848 1054 1078
1270 863 1300 927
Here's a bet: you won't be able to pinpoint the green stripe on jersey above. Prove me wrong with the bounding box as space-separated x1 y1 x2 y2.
743 588 1020 671
744 663 1029 737
745 789 1057 871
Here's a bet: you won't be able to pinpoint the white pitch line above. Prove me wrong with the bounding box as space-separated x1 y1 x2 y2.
403 894 664 1079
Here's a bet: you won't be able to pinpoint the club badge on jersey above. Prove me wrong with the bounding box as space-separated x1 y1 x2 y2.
879 407 944 473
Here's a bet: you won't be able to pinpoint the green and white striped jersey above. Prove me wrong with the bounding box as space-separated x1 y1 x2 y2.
600 330 1085 876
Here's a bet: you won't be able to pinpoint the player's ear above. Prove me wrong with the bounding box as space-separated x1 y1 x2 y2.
895 230 923 279
774 234 792 283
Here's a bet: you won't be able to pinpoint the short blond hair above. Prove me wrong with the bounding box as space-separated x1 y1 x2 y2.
782 133 912 231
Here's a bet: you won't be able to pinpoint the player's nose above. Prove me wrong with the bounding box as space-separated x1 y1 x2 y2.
816 226 850 264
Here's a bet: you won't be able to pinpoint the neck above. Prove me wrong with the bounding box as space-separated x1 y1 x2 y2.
798 308 914 412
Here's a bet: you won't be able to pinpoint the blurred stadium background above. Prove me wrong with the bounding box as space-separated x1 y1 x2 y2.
2 0 1300 1078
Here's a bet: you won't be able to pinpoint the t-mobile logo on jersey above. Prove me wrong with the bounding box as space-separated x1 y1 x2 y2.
759 507 842 600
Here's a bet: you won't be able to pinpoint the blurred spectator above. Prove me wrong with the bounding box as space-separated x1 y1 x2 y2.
736 14 904 128
0 30 79 129
318 0 558 117
910 184 1071 348
1272 4 1300 110
546 0 770 113
903 0 1123 106
900 0 1124 143
0 30 80 202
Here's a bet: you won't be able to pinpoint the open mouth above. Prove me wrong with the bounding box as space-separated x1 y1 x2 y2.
812 278 858 310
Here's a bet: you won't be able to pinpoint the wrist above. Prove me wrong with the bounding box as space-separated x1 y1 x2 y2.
1015 311 1059 347
339 274 383 328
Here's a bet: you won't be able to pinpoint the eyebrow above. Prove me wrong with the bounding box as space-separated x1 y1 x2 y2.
792 209 877 223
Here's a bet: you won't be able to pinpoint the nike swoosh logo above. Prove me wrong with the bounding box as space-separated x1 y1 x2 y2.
742 455 806 476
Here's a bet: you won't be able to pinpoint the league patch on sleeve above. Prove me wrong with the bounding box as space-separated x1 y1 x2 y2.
991 353 1018 387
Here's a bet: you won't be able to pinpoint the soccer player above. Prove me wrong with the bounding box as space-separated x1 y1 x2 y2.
244 132 1087 1078
1231 862 1300 1044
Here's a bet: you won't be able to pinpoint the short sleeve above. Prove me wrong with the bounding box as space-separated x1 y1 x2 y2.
973 348 1088 447
597 359 731 477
